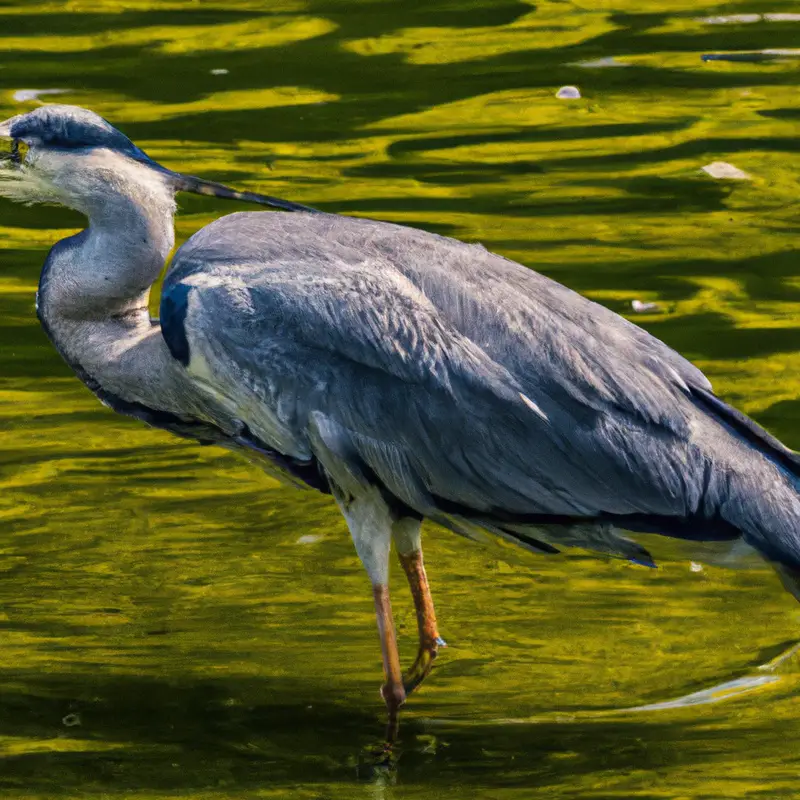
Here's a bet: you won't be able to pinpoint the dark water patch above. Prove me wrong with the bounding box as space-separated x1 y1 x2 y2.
538 135 800 170
758 108 800 120
386 120 699 159
308 0 533 32
1 1 799 797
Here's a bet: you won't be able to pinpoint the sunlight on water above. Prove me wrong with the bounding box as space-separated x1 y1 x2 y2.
0 0 798 797
343 3 615 64
0 16 336 54
89 87 340 122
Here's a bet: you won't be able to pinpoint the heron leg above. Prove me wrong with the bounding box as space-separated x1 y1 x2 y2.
333 486 406 740
393 518 444 696
372 583 406 727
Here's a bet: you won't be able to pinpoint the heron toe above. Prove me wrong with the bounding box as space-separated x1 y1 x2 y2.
402 640 440 695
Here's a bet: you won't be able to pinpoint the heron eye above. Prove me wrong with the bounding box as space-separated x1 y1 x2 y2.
11 139 29 164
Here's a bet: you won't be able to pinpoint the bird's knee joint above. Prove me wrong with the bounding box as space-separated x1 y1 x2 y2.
381 682 406 712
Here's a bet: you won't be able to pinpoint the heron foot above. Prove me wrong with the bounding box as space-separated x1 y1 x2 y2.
380 681 406 745
402 638 440 695
357 737 398 779
397 547 444 696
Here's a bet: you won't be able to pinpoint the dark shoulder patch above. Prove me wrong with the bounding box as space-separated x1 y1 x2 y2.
160 283 192 366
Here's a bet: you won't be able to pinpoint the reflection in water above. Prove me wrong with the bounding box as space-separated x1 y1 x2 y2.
0 0 799 797
626 674 780 711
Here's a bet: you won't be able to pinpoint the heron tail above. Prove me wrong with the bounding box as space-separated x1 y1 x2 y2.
720 466 800 580
433 511 656 567
694 387 800 579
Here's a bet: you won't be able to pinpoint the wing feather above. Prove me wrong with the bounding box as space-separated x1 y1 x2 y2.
162 211 713 525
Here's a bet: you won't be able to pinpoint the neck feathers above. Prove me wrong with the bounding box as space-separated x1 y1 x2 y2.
39 177 175 321
35 163 177 407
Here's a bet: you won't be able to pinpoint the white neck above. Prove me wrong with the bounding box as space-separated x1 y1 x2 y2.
35 178 183 412
39 187 175 321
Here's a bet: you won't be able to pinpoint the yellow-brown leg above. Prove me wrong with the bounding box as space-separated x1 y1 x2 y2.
372 583 406 741
398 548 445 695
332 485 410 741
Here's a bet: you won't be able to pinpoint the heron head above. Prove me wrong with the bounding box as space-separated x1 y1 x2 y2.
0 104 313 214
0 105 173 210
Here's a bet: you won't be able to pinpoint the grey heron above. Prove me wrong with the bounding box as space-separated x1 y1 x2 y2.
1 105 799 736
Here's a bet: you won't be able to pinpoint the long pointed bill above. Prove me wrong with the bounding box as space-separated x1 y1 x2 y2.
160 167 319 214
0 109 320 213
0 124 22 168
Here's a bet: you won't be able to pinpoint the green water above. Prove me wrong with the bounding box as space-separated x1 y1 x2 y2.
0 1 799 797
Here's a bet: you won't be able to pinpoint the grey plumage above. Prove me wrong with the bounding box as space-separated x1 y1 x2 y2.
162 210 800 569
1 105 799 717
0 102 797 571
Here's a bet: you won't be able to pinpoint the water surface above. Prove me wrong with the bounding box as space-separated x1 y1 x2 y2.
0 1 798 797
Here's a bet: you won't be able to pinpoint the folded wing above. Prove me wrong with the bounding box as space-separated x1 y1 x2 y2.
162 212 722 537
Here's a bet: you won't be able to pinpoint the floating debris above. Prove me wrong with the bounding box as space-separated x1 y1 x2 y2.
210 68 229 75
699 13 800 24
570 57 629 69
296 533 324 545
62 713 81 727
626 675 778 712
690 562 704 573
702 49 800 63
631 299 660 313
701 161 752 180
13 88 67 103
556 86 581 99
699 13 762 24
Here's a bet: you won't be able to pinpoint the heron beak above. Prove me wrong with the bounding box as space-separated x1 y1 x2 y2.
0 123 51 205
0 118 29 170
0 142 21 171
0 120 15 165
160 167 319 214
